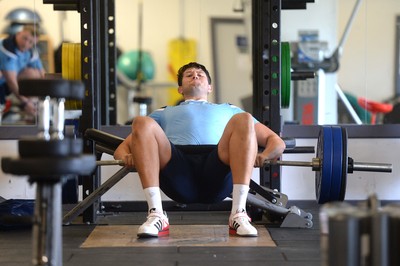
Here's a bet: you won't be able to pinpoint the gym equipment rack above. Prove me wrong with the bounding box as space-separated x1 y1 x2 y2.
42 0 315 223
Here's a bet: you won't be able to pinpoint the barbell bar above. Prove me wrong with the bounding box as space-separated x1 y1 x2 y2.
97 158 392 172
97 160 124 166
263 158 392 173
95 126 393 204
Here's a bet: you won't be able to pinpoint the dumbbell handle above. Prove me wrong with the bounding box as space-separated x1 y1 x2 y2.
264 159 393 173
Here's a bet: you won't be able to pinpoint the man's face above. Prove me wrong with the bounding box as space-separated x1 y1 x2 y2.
178 67 212 98
16 30 37 52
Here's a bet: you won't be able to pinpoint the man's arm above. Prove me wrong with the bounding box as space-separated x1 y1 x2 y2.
37 68 45 78
254 122 286 167
2 70 36 114
2 70 27 102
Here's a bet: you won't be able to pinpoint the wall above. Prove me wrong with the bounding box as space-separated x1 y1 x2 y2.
337 0 400 102
0 141 35 199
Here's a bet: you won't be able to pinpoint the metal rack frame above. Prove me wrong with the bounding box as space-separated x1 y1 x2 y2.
79 0 116 222
252 0 282 190
395 16 400 97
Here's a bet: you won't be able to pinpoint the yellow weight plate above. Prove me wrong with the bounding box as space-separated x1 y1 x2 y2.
61 43 70 79
74 43 82 109
74 43 81 80
62 42 83 109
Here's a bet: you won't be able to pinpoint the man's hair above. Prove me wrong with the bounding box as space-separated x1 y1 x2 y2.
177 62 212 86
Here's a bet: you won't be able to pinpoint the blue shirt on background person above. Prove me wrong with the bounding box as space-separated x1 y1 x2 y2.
0 24 44 115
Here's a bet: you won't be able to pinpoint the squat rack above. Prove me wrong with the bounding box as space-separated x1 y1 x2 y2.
45 0 314 223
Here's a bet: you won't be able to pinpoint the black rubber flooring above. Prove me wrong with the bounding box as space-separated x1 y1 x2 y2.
0 201 321 266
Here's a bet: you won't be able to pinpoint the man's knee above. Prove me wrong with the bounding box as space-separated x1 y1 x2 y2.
230 112 254 131
18 68 42 79
131 116 163 139
132 116 154 131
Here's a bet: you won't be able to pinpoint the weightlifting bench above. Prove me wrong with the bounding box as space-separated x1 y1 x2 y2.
63 128 314 228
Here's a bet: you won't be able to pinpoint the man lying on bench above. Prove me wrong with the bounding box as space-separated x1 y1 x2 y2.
114 62 286 238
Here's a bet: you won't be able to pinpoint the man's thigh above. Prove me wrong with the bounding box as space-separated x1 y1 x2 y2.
159 143 199 203
199 147 232 203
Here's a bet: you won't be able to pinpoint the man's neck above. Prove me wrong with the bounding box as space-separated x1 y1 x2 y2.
184 99 208 102
184 96 208 101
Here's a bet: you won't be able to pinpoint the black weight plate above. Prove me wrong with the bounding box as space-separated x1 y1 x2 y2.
18 138 83 157
339 127 348 201
1 155 96 176
329 126 343 201
18 79 85 99
316 126 333 204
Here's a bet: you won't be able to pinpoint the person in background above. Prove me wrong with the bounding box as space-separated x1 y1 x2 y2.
0 24 45 115
114 62 286 238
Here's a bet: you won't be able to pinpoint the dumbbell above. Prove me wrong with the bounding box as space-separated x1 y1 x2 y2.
1 79 96 266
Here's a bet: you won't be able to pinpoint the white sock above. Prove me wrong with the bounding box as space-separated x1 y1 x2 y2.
143 187 163 213
231 184 249 215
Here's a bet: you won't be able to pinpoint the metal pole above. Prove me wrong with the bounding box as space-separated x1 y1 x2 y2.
352 162 393 173
63 167 131 225
32 182 62 266
265 159 392 173
336 84 363 125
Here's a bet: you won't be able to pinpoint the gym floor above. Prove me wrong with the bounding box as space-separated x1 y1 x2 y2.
0 201 321 266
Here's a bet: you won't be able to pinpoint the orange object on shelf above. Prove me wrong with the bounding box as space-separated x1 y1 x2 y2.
357 97 393 124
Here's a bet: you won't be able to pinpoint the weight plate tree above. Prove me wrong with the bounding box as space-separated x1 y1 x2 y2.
1 79 97 266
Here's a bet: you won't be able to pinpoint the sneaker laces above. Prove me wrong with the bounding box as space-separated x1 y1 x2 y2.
230 209 250 225
144 208 168 226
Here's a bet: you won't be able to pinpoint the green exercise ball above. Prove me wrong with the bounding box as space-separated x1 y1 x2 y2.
117 50 155 81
